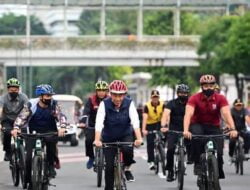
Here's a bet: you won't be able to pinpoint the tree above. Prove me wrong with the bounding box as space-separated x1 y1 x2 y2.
197 14 250 98
77 10 100 35
0 13 47 35
143 10 173 35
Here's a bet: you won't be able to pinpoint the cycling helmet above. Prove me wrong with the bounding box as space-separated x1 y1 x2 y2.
95 81 109 90
109 80 128 94
199 74 216 85
7 78 20 88
35 84 55 96
177 84 190 93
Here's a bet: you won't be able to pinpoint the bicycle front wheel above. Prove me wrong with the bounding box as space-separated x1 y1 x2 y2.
19 144 27 189
239 143 244 175
177 148 185 190
95 148 104 187
208 155 221 190
32 156 43 190
10 145 20 187
159 144 166 176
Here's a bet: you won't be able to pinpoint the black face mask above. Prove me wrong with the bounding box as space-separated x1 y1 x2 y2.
9 92 18 99
202 89 214 97
178 95 188 102
42 99 52 105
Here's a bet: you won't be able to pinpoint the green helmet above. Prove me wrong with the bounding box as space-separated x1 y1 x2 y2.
7 78 20 88
95 81 109 90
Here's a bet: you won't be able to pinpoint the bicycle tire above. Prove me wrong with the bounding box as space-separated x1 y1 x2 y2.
10 145 20 187
158 144 166 176
177 148 185 190
154 151 159 175
114 157 123 190
239 142 244 175
208 155 221 190
32 156 43 190
19 144 27 189
96 148 104 187
234 147 239 174
198 154 208 190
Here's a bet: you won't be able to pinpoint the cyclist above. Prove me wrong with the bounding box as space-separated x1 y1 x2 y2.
142 90 164 170
79 80 109 169
161 84 191 182
11 84 67 190
94 80 143 190
0 78 28 161
183 74 237 179
229 99 250 162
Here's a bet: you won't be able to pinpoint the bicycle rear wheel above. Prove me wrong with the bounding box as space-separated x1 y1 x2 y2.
19 144 27 189
32 156 43 190
95 148 104 187
177 148 185 190
208 155 221 190
10 145 20 187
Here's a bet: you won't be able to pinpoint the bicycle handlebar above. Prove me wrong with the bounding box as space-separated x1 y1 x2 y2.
102 142 134 148
192 134 228 139
19 132 58 139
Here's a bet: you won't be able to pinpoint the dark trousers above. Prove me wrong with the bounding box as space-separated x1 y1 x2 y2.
103 135 134 190
166 133 191 171
1 121 14 153
190 124 224 176
85 128 95 159
229 131 250 156
146 122 160 162
25 136 58 183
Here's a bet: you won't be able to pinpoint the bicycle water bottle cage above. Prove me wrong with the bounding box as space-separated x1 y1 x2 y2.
206 141 214 151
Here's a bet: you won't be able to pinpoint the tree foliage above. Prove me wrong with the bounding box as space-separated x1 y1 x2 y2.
0 13 47 35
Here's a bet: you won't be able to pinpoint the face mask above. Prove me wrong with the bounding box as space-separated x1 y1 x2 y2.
178 96 188 102
42 99 51 105
202 89 214 97
9 92 18 99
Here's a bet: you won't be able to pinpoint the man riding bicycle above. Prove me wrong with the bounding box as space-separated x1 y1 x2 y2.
79 80 109 169
0 78 28 161
183 74 237 179
11 84 67 190
94 80 143 190
229 99 250 162
161 84 191 182
142 90 164 170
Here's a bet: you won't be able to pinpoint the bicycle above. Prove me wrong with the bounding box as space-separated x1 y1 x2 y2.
103 142 134 190
1 128 27 188
94 146 104 187
148 130 166 176
168 130 186 190
192 134 227 190
21 131 58 190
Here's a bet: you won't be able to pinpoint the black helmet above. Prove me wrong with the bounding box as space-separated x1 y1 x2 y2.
177 84 190 93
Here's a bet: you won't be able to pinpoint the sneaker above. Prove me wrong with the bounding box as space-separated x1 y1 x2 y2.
244 153 250 160
167 170 174 182
124 171 135 182
148 162 155 170
193 163 202 175
86 158 94 169
4 152 11 162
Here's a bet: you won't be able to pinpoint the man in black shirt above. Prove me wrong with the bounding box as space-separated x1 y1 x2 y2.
229 99 250 161
161 84 190 182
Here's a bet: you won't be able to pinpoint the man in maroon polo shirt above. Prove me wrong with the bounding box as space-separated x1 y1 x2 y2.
183 74 237 179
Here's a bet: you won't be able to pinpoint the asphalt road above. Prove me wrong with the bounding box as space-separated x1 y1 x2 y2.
1 140 250 190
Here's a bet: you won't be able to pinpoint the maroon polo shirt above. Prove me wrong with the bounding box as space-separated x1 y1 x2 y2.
187 92 228 127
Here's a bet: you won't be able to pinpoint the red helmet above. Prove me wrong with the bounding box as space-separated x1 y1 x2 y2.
199 74 216 85
109 80 128 94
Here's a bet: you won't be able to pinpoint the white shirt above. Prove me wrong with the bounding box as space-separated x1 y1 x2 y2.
95 100 140 132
